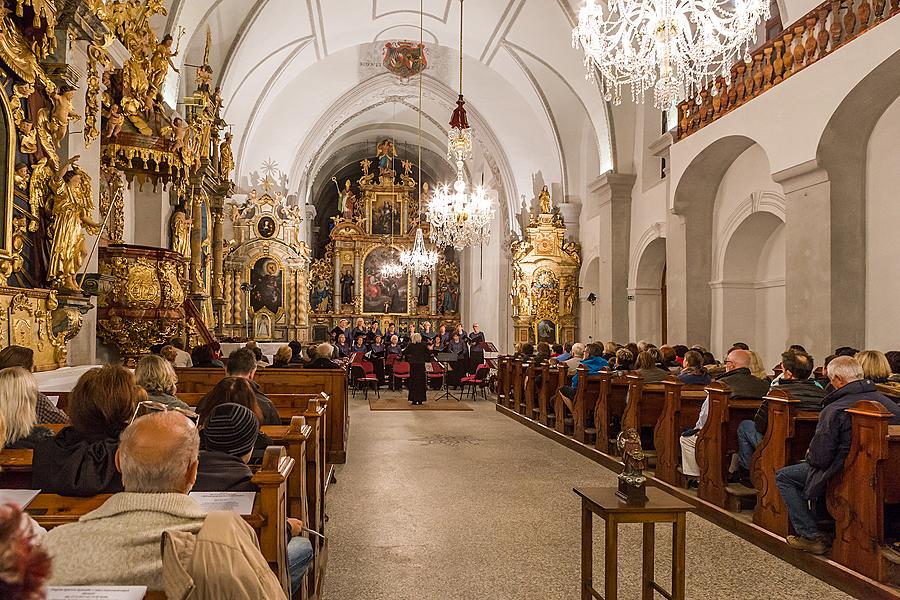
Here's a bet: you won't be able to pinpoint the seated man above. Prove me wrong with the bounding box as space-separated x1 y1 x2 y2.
680 348 769 480
775 356 900 554
227 348 280 425
304 343 343 369
563 343 586 372
735 350 826 482
559 342 608 400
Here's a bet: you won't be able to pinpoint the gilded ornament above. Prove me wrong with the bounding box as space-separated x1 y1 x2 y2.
170 207 191 258
99 166 126 243
0 7 44 84
538 185 552 214
218 132 234 179
46 157 103 293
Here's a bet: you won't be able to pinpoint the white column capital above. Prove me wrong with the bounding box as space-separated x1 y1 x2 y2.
772 160 830 194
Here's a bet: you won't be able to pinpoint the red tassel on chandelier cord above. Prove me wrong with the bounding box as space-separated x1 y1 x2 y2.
449 94 469 130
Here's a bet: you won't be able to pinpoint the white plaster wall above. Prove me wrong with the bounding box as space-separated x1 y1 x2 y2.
754 225 787 367
462 192 506 352
865 94 900 350
712 145 781 249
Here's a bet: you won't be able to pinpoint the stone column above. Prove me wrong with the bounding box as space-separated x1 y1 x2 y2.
773 160 833 362
665 210 690 346
587 171 636 344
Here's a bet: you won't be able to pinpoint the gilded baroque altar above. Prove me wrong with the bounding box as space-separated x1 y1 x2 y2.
509 187 581 345
306 141 461 340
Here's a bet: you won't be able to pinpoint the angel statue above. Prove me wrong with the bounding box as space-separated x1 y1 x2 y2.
42 156 102 293
149 33 179 93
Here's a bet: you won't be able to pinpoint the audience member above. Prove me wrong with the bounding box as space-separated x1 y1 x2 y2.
250 346 268 368
0 502 51 599
551 344 564 357
747 350 769 380
659 345 678 369
680 349 769 480
0 345 68 424
194 403 259 491
225 349 280 425
885 350 900 381
833 346 859 357
560 343 608 400
677 350 711 385
195 377 273 460
0 367 52 449
855 349 891 383
191 345 220 368
673 344 689 366
731 341 750 351
563 343 586 372
169 338 193 367
603 342 617 361
735 350 825 485
160 345 179 364
271 345 293 368
775 356 900 554
634 351 670 383
613 348 634 373
288 341 304 364
553 342 574 363
134 355 190 410
33 365 145 496
535 342 552 362
305 344 342 369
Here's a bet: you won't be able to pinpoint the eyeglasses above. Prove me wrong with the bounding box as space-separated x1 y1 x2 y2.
131 400 199 426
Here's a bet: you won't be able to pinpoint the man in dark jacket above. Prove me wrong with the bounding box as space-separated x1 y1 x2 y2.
736 350 826 475
304 343 344 369
194 403 259 491
226 349 280 425
775 356 900 554
715 349 770 398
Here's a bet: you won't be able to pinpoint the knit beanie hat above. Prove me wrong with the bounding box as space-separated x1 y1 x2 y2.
202 403 259 457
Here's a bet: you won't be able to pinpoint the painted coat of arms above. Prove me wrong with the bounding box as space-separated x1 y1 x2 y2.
383 41 427 79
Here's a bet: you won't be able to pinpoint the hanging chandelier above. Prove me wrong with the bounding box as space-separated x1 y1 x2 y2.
426 0 495 251
572 0 769 109
379 260 405 278
399 228 439 278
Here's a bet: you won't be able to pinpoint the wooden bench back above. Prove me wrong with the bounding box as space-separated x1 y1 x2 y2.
750 390 819 536
622 375 669 433
696 382 763 508
654 380 707 485
595 372 630 453
828 401 900 582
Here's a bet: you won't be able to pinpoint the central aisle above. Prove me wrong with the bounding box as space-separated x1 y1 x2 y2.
323 393 850 600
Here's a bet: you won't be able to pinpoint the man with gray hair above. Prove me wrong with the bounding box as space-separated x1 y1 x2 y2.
563 342 586 372
46 411 205 588
775 356 900 554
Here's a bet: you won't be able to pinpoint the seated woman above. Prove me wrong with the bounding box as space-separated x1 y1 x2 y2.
856 349 892 384
677 350 712 385
195 377 272 461
634 351 671 383
134 354 190 409
0 345 68 424
351 334 368 356
193 402 313 596
190 345 221 368
33 365 146 496
613 348 634 373
335 333 352 358
305 343 342 369
270 345 293 368
0 367 52 449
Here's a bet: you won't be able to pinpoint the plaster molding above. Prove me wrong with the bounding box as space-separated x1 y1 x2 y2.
709 278 786 290
712 189 786 281
588 170 636 208
628 222 666 288
772 159 830 194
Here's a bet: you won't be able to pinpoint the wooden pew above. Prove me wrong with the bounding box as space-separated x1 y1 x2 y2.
750 390 819 536
303 398 327 599
654 380 707 486
524 361 539 421
26 446 295 597
496 356 509 406
511 359 525 414
621 376 670 448
538 363 566 427
594 372 630 454
174 367 349 464
827 401 900 583
695 382 763 510
555 367 603 443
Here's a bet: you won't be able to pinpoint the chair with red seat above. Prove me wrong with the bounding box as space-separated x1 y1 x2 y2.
392 360 411 390
461 364 491 401
350 364 379 400
427 361 445 389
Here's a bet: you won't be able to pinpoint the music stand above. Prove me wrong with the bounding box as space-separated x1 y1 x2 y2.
435 352 461 402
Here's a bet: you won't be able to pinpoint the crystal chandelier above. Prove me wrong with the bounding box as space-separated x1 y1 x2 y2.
426 0 495 251
399 228 439 278
572 0 769 109
379 260 404 278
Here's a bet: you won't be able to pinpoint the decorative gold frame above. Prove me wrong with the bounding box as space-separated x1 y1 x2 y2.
245 253 286 324
0 82 17 268
359 244 412 316
365 190 408 236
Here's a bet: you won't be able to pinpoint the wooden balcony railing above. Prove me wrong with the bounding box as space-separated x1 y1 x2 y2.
677 0 900 140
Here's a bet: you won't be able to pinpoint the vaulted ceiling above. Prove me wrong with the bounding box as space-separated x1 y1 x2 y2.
157 0 617 229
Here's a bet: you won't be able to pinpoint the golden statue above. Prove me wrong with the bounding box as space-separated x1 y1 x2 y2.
148 33 179 92
45 157 102 293
171 208 192 258
219 132 235 179
360 158 372 176
42 86 81 144
538 185 552 214
104 104 124 141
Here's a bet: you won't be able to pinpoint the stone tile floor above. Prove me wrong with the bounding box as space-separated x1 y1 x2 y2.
323 391 851 599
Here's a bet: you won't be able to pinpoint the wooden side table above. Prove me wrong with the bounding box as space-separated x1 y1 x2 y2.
574 487 693 600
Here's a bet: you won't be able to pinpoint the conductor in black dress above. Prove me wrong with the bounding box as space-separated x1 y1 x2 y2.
403 332 430 405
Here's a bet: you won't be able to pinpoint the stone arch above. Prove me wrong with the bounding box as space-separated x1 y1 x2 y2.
629 235 667 346
817 47 900 349
711 208 786 365
670 135 762 347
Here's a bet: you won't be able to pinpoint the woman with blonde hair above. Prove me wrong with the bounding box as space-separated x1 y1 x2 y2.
271 345 293 368
747 350 769 380
134 354 189 409
0 367 52 449
856 350 892 383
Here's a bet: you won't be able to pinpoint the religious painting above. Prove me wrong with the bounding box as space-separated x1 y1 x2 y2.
309 279 332 313
249 257 283 314
536 319 557 344
257 215 277 238
362 247 408 313
370 193 403 235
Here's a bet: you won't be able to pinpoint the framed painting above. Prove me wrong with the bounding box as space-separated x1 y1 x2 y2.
369 193 405 236
362 246 408 314
249 257 283 315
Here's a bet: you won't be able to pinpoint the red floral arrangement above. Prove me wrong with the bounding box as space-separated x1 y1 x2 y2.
0 503 51 600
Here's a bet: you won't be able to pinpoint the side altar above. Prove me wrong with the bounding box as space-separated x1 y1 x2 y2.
509 187 581 345
307 141 462 340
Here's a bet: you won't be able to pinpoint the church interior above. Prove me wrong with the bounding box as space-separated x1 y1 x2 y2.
0 0 899 598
